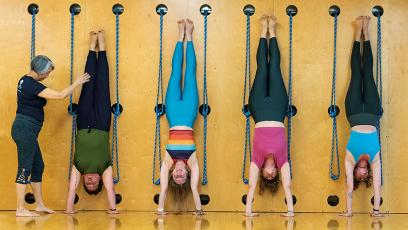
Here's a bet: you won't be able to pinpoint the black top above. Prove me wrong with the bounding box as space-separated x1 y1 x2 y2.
16 76 47 122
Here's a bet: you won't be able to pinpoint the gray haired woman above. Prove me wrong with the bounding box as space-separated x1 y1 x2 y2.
11 55 90 217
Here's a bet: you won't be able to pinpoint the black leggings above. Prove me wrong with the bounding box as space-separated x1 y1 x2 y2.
12 114 44 184
249 38 288 123
345 41 380 126
77 51 111 131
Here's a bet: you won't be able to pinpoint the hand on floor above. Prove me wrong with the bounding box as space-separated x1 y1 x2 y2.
243 212 259 217
339 212 353 217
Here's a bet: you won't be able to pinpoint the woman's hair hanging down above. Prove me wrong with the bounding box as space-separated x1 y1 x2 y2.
168 164 191 206
83 180 103 195
353 164 373 190
258 171 280 195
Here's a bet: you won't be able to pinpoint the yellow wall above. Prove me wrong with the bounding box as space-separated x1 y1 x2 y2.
0 0 406 213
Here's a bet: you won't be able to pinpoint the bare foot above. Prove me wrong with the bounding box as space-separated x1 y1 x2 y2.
355 16 364 41
355 16 364 29
106 209 119 215
261 15 268 27
35 205 55 214
97 30 106 51
90 31 98 51
260 15 268 38
177 19 186 41
363 16 370 41
16 209 40 217
64 210 77 215
268 15 277 37
186 19 194 41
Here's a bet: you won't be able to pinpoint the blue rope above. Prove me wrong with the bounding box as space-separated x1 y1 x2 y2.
287 15 294 179
241 13 252 184
153 11 165 185
201 13 209 186
30 11 36 61
375 15 383 185
68 12 77 179
111 13 121 184
329 15 340 180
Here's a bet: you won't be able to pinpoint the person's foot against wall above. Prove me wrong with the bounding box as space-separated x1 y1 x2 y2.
355 16 363 41
268 15 277 38
186 19 194 41
98 30 106 51
260 15 268 38
90 31 98 51
178 19 186 42
363 16 370 41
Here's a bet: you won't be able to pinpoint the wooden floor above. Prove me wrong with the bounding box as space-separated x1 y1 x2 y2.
0 211 407 230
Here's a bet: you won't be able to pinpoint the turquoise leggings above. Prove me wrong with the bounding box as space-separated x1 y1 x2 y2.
165 41 198 128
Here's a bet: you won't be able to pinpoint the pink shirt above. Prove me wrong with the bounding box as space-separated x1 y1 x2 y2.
251 127 288 169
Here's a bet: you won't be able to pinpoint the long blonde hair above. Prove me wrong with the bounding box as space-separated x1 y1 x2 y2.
168 163 191 205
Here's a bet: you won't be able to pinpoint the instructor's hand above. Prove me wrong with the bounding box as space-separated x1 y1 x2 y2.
75 73 91 85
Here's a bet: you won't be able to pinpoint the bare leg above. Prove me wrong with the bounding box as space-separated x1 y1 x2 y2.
16 184 39 217
31 182 54 214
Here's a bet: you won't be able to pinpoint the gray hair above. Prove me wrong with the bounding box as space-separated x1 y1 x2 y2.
30 55 55 74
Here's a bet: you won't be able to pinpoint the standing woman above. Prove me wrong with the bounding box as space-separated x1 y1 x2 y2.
244 15 294 217
340 16 383 217
12 55 90 216
156 19 203 215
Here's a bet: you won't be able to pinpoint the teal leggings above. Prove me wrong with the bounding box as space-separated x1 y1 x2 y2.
165 41 198 128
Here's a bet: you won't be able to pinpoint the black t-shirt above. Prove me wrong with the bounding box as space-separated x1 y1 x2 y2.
16 76 47 122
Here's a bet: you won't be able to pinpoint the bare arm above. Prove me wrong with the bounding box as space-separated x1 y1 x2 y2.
65 166 81 213
188 153 202 212
280 163 294 217
245 162 259 216
371 154 384 217
340 154 355 217
38 73 90 100
102 166 117 214
157 153 172 213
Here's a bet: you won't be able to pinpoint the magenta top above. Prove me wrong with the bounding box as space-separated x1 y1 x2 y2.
251 127 288 169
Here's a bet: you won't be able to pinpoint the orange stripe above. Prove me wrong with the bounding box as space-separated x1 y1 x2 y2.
168 140 195 145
